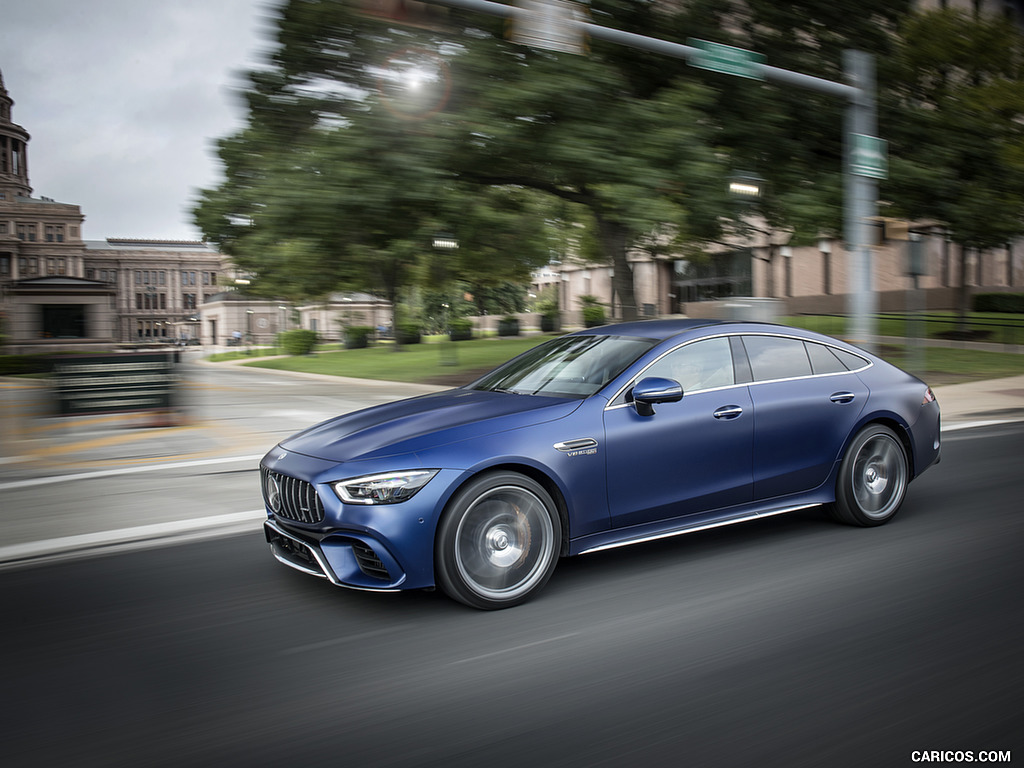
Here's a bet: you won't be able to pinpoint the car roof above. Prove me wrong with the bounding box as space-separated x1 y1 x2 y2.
567 318 729 341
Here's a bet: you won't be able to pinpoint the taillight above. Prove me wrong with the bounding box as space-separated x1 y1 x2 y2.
922 387 936 405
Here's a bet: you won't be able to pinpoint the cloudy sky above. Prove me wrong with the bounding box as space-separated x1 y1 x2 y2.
1 0 275 241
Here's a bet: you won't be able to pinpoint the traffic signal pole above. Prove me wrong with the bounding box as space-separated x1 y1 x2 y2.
413 0 880 349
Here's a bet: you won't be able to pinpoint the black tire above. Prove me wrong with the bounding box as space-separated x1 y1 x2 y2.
828 424 909 527
435 472 561 610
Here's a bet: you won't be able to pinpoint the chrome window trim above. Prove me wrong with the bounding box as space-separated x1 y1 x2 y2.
603 331 872 412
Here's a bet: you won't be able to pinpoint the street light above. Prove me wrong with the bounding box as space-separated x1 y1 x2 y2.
432 234 459 250
432 233 459 366
729 172 765 200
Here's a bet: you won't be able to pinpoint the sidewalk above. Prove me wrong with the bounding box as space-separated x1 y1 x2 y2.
931 374 1024 428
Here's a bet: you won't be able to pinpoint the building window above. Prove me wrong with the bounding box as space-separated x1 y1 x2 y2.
45 225 54 242
159 293 167 310
42 305 87 339
86 269 96 280
55 225 64 243
136 293 143 310
27 225 36 242
108 270 116 283
57 258 66 276
158 271 166 285
136 271 142 285
70 226 78 238
29 258 37 275
17 224 26 240
0 222 6 234
19 257 27 274
0 256 9 276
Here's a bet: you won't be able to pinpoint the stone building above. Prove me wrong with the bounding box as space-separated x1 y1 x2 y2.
82 238 223 344
0 67 232 352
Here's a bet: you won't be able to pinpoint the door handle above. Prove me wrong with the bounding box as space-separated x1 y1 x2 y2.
830 392 856 404
713 405 744 420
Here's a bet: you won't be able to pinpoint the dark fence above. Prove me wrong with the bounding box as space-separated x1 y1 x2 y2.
49 351 178 416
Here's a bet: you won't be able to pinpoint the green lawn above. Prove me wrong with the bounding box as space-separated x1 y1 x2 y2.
782 312 1024 345
204 327 1024 388
873 345 1024 386
236 336 551 383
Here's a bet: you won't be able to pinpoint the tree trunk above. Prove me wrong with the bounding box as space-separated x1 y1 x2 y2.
595 214 638 321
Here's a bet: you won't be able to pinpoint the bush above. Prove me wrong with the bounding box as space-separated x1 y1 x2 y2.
974 293 1024 313
540 313 560 333
279 329 318 356
396 322 422 345
497 317 520 337
582 305 606 328
344 326 373 349
449 318 474 341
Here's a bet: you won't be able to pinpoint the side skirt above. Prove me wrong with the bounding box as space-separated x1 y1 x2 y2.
572 503 823 556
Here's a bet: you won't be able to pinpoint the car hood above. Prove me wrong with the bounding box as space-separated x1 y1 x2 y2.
279 388 583 463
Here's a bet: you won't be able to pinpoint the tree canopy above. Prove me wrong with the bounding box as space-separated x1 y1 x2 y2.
194 0 1024 320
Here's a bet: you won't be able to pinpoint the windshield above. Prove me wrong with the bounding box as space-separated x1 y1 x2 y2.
468 335 656 398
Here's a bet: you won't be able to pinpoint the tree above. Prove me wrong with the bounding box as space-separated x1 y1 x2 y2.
883 9 1024 324
446 34 733 319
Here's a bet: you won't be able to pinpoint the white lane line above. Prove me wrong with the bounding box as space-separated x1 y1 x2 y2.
0 453 265 491
280 626 418 656
449 632 582 665
0 509 268 566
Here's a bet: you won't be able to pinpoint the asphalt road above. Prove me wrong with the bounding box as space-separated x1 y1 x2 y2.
1 422 1021 768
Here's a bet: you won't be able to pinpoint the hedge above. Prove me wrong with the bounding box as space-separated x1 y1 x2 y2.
973 293 1024 313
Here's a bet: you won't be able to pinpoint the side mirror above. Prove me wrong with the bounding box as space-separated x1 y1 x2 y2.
631 377 683 417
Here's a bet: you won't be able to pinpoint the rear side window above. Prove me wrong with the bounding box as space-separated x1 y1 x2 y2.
742 336 812 381
806 342 849 374
832 347 870 371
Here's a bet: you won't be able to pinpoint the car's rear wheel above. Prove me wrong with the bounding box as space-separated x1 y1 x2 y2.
829 424 909 527
436 472 561 610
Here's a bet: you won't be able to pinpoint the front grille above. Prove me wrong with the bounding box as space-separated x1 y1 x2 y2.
351 541 391 580
262 466 325 524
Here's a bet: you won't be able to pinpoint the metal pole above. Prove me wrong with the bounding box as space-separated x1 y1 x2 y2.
843 50 878 352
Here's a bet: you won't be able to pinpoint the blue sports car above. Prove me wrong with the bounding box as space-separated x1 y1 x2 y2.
261 319 941 609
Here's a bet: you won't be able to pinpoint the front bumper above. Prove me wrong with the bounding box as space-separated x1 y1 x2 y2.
264 518 409 592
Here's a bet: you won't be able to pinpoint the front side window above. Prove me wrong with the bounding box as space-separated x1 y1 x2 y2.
638 337 735 394
470 335 656 399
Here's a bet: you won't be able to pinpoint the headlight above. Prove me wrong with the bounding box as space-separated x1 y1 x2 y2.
333 470 439 505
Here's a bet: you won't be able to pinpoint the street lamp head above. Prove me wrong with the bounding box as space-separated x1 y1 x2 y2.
729 172 765 200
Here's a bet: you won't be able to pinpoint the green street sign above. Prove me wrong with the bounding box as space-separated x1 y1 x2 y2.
850 133 888 179
687 39 765 80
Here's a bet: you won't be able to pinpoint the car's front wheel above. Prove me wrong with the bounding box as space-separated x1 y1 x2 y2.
436 472 561 610
829 424 909 527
